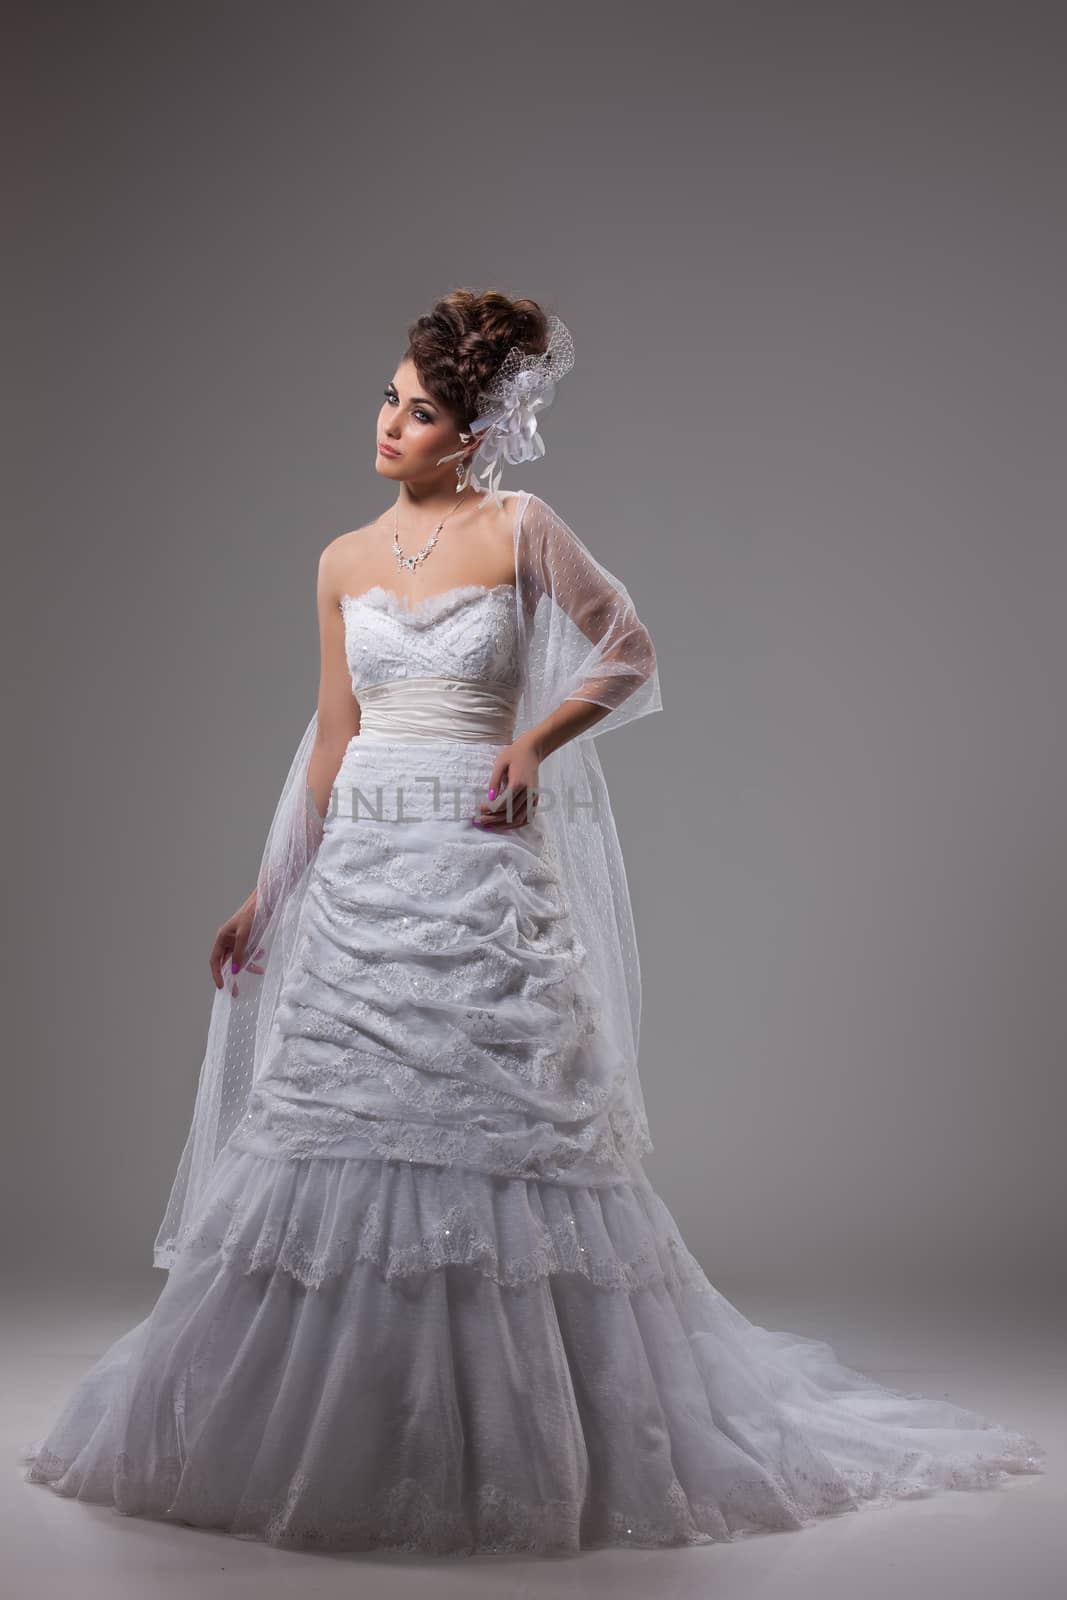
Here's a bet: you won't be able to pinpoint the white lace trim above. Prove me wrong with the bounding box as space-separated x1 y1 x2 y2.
159 1150 687 1289
340 581 515 626
23 1436 1046 1554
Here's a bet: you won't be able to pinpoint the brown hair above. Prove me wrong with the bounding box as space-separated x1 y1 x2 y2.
403 288 551 429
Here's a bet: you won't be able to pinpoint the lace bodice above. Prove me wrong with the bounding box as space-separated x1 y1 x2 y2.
340 583 521 700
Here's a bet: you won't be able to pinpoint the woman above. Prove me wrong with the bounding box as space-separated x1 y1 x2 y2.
21 290 1045 1554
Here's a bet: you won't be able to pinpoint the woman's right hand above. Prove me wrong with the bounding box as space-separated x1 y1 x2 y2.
210 890 264 993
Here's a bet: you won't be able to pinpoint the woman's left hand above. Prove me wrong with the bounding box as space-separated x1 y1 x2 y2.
474 740 541 830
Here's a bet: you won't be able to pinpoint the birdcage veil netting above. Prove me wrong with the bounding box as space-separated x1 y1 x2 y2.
466 317 576 505
152 488 661 1267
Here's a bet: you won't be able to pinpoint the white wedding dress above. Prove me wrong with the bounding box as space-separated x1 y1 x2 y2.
20 494 1045 1554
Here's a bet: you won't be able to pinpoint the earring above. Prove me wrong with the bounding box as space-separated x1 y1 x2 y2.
450 430 474 490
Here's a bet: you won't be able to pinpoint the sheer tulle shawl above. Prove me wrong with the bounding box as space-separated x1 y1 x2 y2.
153 489 662 1267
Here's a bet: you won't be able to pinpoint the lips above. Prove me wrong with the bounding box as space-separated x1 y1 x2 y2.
378 442 401 457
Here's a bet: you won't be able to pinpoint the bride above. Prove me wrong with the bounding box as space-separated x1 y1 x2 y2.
20 289 1045 1554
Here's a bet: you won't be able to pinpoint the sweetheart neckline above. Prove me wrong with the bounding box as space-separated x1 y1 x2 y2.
339 581 515 621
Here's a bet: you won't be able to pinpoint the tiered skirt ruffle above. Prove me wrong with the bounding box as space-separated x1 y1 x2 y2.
21 1142 1046 1554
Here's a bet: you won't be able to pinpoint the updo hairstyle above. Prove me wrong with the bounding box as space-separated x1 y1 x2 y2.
403 289 551 429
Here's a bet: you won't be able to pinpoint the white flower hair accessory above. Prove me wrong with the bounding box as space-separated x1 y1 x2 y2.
437 312 576 509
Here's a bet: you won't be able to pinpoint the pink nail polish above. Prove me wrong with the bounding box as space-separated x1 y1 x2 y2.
231 959 239 973
488 788 495 800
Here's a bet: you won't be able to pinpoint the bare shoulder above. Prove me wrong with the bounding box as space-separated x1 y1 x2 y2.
489 490 527 548
317 512 387 590
321 510 386 564
471 492 529 584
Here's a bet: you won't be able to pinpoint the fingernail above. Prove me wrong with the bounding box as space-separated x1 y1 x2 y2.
488 788 495 799
231 959 239 973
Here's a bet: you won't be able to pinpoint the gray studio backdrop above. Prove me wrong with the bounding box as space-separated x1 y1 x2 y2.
4 1 1064 1301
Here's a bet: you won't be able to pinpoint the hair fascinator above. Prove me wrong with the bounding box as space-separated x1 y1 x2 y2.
438 312 576 509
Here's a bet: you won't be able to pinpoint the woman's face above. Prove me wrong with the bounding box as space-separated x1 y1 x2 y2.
375 358 474 485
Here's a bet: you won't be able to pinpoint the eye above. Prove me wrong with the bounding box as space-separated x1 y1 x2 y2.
383 387 435 425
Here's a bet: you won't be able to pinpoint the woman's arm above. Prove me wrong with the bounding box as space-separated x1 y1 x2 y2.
518 492 657 719
209 544 361 987
307 542 362 821
518 696 610 762
477 495 658 828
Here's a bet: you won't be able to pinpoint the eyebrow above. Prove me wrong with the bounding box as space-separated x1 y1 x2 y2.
386 381 438 408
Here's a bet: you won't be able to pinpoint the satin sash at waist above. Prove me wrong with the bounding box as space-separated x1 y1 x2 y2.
355 675 520 744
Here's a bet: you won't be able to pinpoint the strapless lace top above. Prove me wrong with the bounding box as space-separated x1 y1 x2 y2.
340 582 521 745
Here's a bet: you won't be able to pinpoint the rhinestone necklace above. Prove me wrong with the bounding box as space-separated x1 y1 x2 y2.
392 488 473 574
